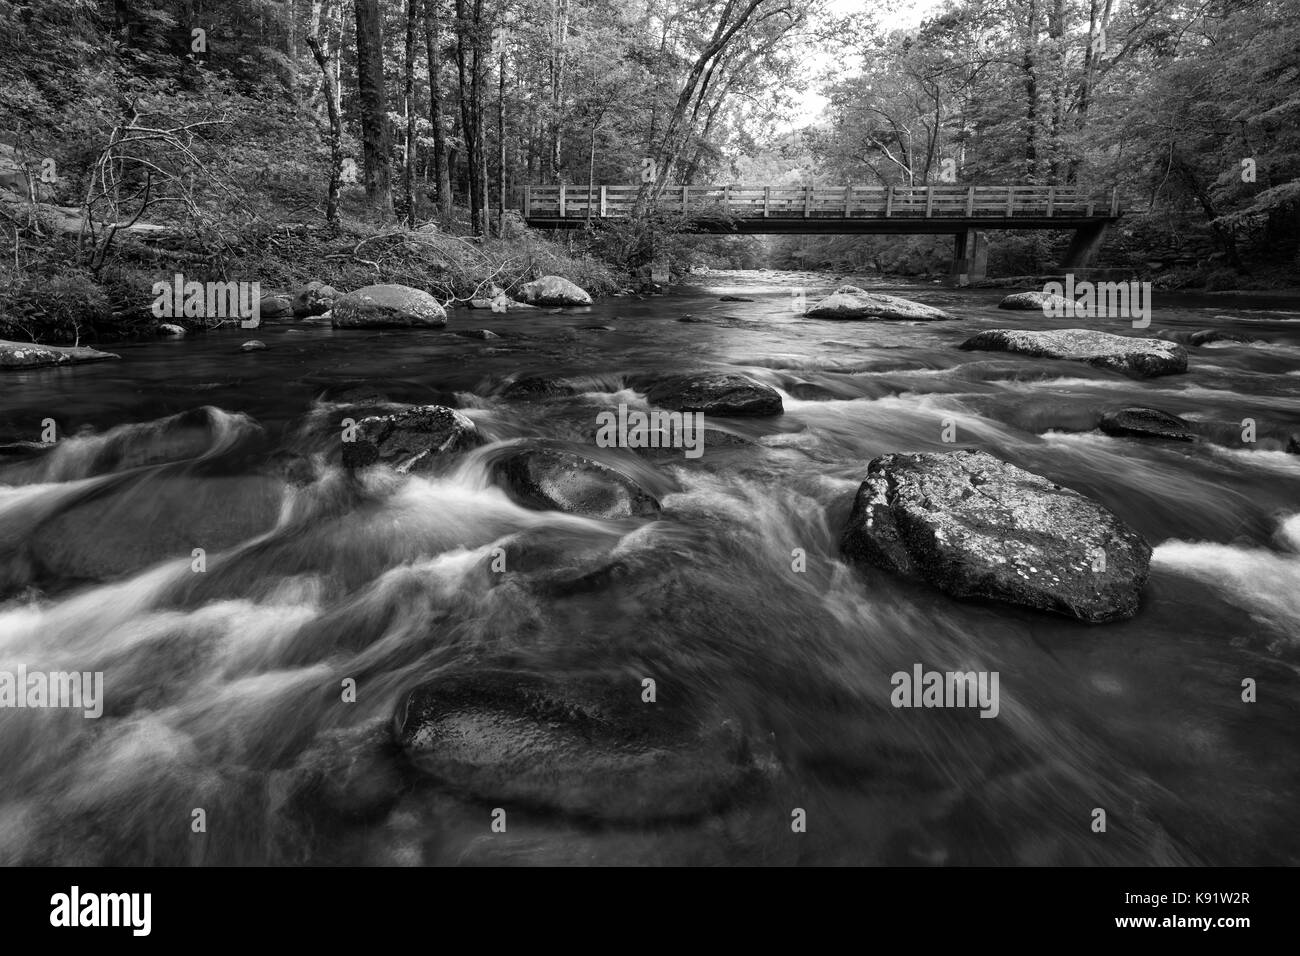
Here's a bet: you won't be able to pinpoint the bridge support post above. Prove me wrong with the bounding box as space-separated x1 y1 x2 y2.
951 228 988 285
1061 221 1108 270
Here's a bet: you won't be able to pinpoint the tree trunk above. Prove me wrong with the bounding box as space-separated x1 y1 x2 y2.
1022 0 1040 181
498 43 507 235
424 0 451 219
307 2 341 226
637 0 769 212
354 0 393 215
455 0 487 235
403 0 418 227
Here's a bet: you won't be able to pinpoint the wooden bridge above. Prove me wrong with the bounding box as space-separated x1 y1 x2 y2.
521 183 1123 279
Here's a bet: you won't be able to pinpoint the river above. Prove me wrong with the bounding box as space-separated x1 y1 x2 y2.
1 270 1297 865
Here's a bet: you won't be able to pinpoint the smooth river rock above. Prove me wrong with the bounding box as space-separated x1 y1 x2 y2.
331 284 448 328
805 286 950 321
29 473 285 585
1098 407 1195 442
393 669 762 822
643 372 783 417
515 275 592 306
959 328 1188 377
496 447 660 518
1187 329 1258 347
292 280 339 317
998 291 1076 311
840 450 1152 623
499 375 585 399
341 404 482 471
0 339 120 370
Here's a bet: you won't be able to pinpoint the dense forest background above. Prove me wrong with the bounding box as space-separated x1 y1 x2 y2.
0 0 1296 341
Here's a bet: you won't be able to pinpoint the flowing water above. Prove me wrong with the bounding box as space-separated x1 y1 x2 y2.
1 271 1298 866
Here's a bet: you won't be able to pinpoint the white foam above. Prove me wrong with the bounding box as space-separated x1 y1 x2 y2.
1153 513 1300 637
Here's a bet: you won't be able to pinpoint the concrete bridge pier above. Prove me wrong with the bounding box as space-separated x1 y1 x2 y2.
1061 221 1108 270
951 228 988 285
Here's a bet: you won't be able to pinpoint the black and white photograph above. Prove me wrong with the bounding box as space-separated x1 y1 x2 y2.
0 0 1294 925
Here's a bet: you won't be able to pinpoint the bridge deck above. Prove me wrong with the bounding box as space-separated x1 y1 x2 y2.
522 184 1120 232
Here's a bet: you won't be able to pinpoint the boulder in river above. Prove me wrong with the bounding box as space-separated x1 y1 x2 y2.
331 284 448 328
959 328 1188 377
239 340 267 351
1188 329 1258 347
1098 407 1195 442
156 323 186 336
499 374 584 399
840 449 1152 623
0 340 119 370
28 472 284 585
342 404 482 472
393 669 761 822
643 372 783 417
292 280 339 317
496 447 660 519
805 286 950 321
998 291 1076 312
515 275 592 307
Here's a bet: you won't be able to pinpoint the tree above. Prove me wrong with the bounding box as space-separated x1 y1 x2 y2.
354 0 393 214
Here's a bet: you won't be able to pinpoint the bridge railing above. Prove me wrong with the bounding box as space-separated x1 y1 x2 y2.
522 184 1120 220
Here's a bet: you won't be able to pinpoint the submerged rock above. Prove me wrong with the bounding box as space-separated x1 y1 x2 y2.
805 286 950 321
720 295 755 302
393 669 762 822
515 275 592 306
240 339 267 351
959 328 1188 377
840 449 1151 623
1098 407 1195 442
29 473 284 584
496 447 660 519
456 329 500 340
998 291 1075 311
499 375 584 399
643 372 783 417
0 340 119 370
342 404 482 471
331 284 448 328
1188 329 1258 347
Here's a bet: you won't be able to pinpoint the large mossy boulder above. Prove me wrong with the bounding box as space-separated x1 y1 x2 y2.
331 284 448 328
805 286 950 321
642 372 783 417
840 449 1152 623
342 404 482 472
959 328 1188 377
